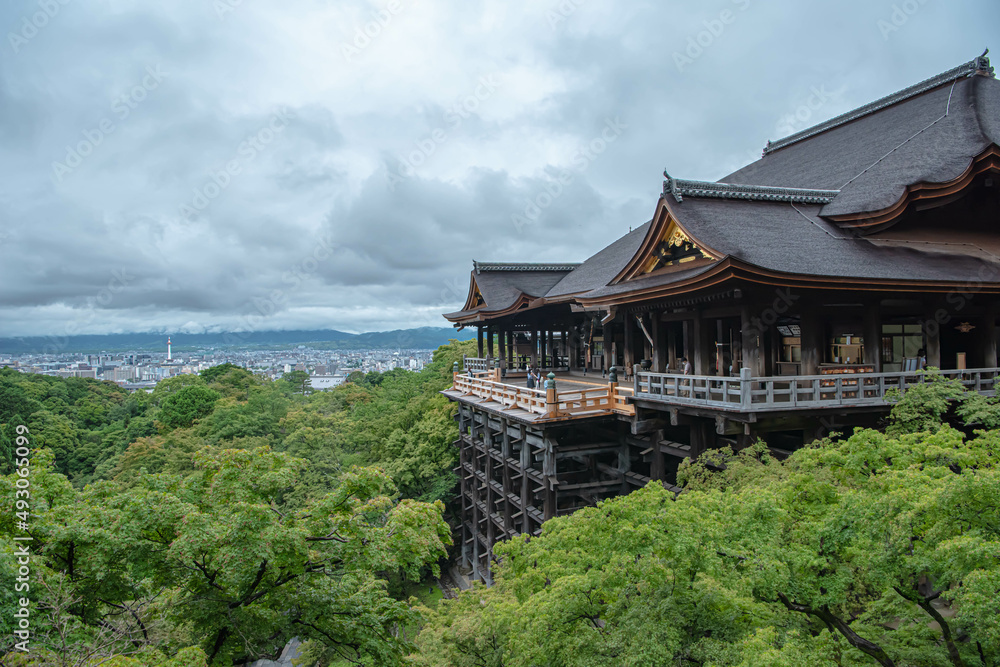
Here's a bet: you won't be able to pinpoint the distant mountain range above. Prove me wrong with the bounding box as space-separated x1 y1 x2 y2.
0 327 475 355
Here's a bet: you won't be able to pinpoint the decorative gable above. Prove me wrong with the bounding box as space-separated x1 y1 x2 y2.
641 221 713 273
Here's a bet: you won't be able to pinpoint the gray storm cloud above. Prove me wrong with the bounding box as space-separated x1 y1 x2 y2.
0 0 995 335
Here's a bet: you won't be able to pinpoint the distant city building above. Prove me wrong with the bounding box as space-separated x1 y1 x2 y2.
309 375 346 390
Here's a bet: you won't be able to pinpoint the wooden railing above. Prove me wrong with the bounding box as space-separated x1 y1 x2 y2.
634 367 1000 412
463 356 491 373
451 373 635 419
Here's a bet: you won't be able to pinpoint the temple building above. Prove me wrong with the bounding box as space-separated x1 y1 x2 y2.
442 52 1000 583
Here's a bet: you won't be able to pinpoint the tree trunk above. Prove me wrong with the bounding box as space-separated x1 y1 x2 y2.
778 594 895 667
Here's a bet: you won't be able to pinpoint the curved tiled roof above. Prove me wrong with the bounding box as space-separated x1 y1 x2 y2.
445 54 1000 323
722 56 998 218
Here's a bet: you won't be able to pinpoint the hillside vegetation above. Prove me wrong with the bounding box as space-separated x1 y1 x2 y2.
2 357 998 666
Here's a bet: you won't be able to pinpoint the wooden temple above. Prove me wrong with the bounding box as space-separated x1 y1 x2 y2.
442 52 1000 583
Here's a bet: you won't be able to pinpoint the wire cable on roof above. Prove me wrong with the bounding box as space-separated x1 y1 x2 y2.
839 81 958 190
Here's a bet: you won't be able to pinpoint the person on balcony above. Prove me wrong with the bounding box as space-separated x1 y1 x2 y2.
526 366 537 389
680 356 692 375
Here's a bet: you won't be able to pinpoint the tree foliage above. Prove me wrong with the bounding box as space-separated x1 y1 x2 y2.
413 375 1000 667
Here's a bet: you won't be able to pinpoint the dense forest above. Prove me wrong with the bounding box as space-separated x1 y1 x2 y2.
0 340 473 665
1 349 998 666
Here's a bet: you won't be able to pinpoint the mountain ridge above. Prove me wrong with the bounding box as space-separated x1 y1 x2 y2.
0 327 475 355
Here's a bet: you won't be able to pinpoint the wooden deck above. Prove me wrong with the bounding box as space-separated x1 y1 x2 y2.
632 367 1000 413
446 369 635 423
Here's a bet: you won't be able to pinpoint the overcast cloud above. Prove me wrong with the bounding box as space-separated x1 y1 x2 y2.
0 0 996 336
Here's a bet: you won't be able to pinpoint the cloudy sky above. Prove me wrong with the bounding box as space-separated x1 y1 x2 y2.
0 0 996 337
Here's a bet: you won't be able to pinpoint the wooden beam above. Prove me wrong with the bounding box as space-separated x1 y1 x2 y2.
631 417 668 435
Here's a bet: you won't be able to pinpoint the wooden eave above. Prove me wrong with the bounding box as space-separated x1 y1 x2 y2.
578 256 1000 309
829 145 1000 230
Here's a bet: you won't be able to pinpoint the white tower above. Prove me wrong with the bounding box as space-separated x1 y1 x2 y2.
167 337 172 361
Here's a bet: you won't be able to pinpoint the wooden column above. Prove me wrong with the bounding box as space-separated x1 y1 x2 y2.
863 301 882 372
530 331 538 368
604 322 616 373
924 306 941 368
623 316 634 378
542 436 557 520
693 310 712 375
519 425 530 535
740 305 761 376
458 404 470 569
477 326 484 358
498 329 507 373
651 316 666 372
483 419 495 580
487 326 495 359
470 416 481 582
507 330 515 369
986 302 998 368
666 321 678 372
690 419 713 458
501 420 513 537
800 306 823 376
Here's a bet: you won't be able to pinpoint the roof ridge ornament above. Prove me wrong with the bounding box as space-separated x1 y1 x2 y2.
662 171 839 204
473 262 581 272
762 51 994 156
976 48 994 77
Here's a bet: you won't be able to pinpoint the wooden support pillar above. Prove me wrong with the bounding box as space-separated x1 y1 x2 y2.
501 420 513 537
863 301 882 372
458 407 470 569
604 322 616 374
800 306 823 376
666 321 678 372
542 436 557 520
651 316 665 373
477 327 484 358
547 330 554 369
690 419 713 458
498 329 507 373
487 326 495 360
923 306 941 369
623 316 634 378
985 302 998 368
519 425 530 535
567 328 577 371
649 428 666 481
740 305 761 376
693 310 712 375
483 419 495 580
617 425 630 494
530 331 539 369
763 326 776 376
